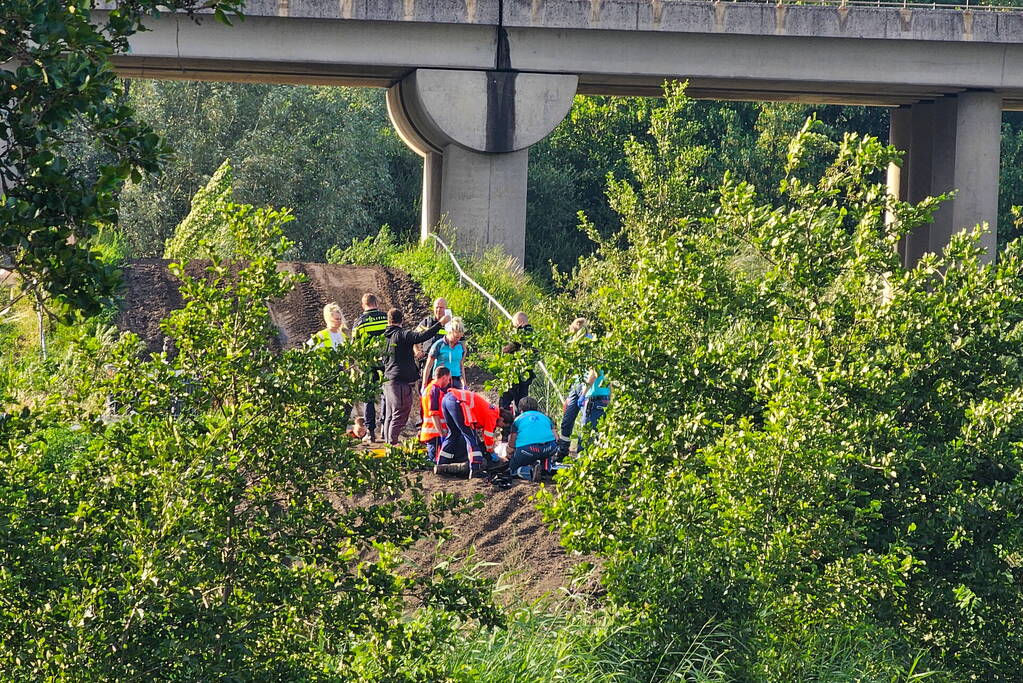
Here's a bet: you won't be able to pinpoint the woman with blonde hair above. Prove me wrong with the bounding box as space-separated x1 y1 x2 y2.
423 316 467 390
307 302 347 350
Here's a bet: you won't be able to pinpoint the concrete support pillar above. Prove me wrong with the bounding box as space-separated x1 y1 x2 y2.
387 69 577 263
952 91 1002 260
903 101 934 266
928 96 959 254
440 145 528 257
888 107 911 204
888 107 911 260
899 92 1002 266
422 151 443 241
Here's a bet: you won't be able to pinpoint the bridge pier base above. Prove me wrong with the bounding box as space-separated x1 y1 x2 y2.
890 91 1001 266
387 69 577 264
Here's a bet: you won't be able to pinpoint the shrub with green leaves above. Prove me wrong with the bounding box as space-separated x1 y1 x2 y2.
0 209 500 679
544 89 1023 680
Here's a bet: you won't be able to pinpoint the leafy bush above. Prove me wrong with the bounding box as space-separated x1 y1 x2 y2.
0 210 500 679
543 88 1022 680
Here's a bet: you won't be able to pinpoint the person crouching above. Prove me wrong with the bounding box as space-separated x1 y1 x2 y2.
437 387 512 478
419 366 453 466
506 397 560 482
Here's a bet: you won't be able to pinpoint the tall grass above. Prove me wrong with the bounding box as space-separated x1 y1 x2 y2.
327 225 552 336
443 599 730 683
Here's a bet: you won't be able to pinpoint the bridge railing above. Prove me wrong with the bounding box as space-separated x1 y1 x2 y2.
425 234 566 416
731 0 1022 10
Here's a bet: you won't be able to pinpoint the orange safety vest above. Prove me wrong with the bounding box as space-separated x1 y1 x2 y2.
419 381 448 442
446 388 500 448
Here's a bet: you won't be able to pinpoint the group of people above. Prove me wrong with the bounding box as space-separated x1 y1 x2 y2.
309 293 610 481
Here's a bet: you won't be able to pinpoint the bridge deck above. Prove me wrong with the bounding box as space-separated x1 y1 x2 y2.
111 0 1023 108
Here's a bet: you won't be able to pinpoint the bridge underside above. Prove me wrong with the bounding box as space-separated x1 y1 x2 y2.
107 3 1023 262
112 57 1023 110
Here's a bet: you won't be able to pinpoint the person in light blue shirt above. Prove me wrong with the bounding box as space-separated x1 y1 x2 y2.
424 318 467 389
506 397 559 481
582 367 611 429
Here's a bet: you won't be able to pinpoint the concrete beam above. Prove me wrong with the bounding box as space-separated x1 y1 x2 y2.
110 5 1023 106
387 69 577 263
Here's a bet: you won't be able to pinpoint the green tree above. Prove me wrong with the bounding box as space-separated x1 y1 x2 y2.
111 81 418 260
529 89 889 279
0 214 499 679
163 158 236 258
544 87 1023 680
0 0 243 316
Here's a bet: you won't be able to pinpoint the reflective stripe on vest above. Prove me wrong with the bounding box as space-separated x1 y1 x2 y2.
448 388 499 448
419 381 447 442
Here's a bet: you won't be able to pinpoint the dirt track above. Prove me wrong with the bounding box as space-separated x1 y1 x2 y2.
117 259 429 353
411 473 592 601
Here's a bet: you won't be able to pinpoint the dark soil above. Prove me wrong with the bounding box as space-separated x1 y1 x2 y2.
409 472 593 601
116 259 429 354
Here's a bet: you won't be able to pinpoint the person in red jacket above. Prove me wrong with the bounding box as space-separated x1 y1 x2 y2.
419 366 453 465
437 387 512 478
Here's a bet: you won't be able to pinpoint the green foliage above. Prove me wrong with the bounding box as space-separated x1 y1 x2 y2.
163 159 296 260
0 0 243 316
163 159 236 258
530 90 888 280
543 85 1022 680
106 81 419 259
326 223 403 267
0 213 500 678
444 600 730 682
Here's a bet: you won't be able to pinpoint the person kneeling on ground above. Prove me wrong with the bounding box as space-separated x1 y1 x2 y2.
437 388 512 478
506 396 559 482
419 366 453 465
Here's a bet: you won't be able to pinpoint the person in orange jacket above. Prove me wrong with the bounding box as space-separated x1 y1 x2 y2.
419 366 453 465
437 387 512 478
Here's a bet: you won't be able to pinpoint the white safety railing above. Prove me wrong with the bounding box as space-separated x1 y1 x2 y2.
426 234 565 410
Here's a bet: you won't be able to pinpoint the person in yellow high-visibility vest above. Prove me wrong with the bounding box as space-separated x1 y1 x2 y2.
307 302 348 350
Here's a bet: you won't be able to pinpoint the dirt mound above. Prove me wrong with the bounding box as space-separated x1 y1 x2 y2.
409 474 592 601
116 259 429 353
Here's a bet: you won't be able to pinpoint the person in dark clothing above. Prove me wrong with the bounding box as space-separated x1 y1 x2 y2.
352 293 389 440
499 311 536 413
412 297 449 429
381 307 451 445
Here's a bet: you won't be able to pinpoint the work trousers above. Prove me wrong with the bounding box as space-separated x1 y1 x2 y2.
382 380 416 445
508 440 559 472
558 382 585 457
499 371 534 412
440 392 482 461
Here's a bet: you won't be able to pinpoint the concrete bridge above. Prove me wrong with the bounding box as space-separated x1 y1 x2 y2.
112 0 1023 264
